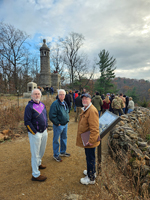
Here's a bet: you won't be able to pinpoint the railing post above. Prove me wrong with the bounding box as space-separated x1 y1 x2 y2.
97 141 102 174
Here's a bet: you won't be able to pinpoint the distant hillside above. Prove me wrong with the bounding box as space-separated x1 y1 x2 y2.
111 77 150 101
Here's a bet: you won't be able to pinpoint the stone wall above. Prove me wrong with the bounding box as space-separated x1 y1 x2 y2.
108 107 150 194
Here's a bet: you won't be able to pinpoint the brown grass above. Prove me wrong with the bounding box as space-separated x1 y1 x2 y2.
138 118 150 141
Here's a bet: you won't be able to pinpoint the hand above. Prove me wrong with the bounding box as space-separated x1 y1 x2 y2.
58 124 61 126
86 142 93 146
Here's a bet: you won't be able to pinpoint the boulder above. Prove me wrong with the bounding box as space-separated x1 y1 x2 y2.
138 142 147 147
2 129 11 135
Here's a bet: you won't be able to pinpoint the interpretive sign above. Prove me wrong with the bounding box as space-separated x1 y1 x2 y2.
99 110 121 139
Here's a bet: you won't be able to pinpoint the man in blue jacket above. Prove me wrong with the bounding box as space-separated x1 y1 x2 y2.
49 89 70 162
24 89 48 182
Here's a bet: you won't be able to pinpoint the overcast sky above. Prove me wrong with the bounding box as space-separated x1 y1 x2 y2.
0 0 150 80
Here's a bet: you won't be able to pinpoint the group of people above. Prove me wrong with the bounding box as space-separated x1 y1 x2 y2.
45 85 54 96
91 92 135 117
24 88 99 185
24 88 135 185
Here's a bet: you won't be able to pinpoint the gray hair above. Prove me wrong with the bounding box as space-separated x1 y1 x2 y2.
31 89 42 96
58 89 66 95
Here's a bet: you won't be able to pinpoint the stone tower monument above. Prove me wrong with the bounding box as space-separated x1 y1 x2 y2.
39 39 51 87
39 39 61 91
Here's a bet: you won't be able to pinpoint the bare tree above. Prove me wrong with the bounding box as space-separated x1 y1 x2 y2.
0 22 30 92
50 42 69 85
59 32 85 85
0 54 15 93
73 55 96 91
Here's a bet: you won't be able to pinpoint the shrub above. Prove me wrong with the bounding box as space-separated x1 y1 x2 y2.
138 98 149 108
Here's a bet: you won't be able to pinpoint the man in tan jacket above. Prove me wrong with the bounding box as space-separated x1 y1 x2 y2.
76 93 100 185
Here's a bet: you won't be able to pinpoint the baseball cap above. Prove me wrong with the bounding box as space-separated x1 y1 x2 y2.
81 93 91 99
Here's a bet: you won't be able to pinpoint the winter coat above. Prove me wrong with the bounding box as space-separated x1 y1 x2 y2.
120 96 126 108
64 94 71 108
111 96 124 109
128 100 134 110
76 104 100 148
75 93 78 99
49 99 69 126
92 95 103 111
24 100 48 135
69 92 73 102
102 100 110 110
75 96 83 107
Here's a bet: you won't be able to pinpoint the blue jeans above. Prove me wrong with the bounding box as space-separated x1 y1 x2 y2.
74 104 76 112
28 129 48 178
128 109 133 113
122 108 125 114
85 148 96 181
98 111 101 117
70 102 72 109
53 124 68 157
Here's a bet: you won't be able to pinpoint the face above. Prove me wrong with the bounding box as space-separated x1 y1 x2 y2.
82 97 91 107
32 89 41 103
58 91 65 102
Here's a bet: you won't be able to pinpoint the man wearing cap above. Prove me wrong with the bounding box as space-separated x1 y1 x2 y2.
76 93 100 185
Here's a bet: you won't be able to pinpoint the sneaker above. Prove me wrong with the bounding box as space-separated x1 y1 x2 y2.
53 156 62 162
83 170 97 178
39 164 46 169
80 176 95 185
31 175 47 182
59 152 70 157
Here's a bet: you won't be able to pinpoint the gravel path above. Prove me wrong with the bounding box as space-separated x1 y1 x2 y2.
0 118 137 200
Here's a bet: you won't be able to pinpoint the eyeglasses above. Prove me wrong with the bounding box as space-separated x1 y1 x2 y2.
33 93 41 95
59 94 65 96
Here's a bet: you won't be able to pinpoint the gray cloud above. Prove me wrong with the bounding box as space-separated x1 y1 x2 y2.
0 0 150 80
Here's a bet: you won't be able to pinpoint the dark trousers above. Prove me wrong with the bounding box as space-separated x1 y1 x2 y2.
85 148 96 181
113 108 124 116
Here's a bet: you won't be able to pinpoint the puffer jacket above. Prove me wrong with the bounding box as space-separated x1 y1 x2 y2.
76 104 100 148
92 95 103 111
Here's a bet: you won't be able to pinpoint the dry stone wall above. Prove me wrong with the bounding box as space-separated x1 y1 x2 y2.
108 107 150 193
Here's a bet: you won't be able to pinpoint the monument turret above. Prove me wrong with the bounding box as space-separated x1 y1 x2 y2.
39 39 51 88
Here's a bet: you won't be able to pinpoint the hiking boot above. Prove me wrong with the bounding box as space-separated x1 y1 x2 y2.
31 175 47 182
53 156 62 162
80 176 95 185
39 164 46 169
83 170 97 178
59 152 70 157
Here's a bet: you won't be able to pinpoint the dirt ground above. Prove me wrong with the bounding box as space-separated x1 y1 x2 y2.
0 116 139 200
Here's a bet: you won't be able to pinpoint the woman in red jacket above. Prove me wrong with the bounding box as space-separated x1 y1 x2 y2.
102 96 110 114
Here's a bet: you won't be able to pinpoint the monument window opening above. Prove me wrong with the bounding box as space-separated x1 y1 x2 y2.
44 51 46 56
29 86 32 91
